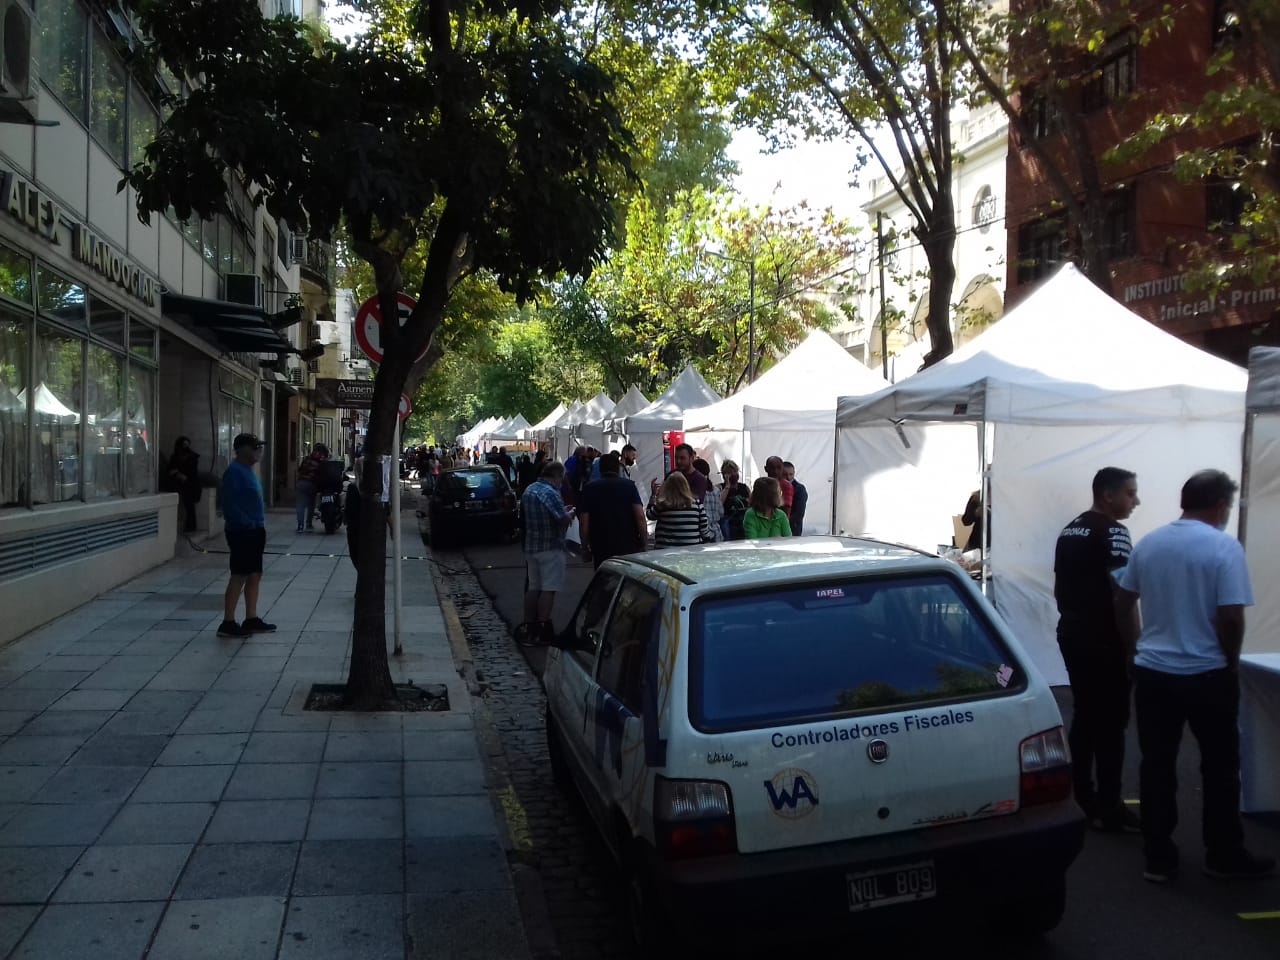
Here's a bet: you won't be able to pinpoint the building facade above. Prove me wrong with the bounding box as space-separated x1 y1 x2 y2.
1004 0 1278 362
831 102 1010 380
0 0 333 645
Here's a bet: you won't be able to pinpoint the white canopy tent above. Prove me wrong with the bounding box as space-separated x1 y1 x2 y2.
458 415 502 452
18 383 78 421
550 400 587 459
600 386 650 451
571 391 616 453
683 330 889 534
833 264 1247 683
485 414 532 448
613 365 720 492
523 402 567 442
1243 346 1280 656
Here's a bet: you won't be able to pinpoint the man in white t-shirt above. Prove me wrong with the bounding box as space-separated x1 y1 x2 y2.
1116 469 1274 883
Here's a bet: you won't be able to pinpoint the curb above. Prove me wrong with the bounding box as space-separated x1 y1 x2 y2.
431 556 562 960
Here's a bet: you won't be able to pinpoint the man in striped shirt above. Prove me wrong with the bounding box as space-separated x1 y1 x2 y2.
520 461 574 639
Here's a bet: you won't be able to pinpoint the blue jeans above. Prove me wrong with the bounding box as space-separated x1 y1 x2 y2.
296 480 315 529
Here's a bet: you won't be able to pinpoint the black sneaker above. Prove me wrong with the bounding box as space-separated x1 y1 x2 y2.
1090 805 1142 834
1204 849 1277 880
217 620 249 638
242 617 277 634
1143 859 1178 883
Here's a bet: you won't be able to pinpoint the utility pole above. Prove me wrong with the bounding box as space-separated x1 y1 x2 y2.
877 212 888 380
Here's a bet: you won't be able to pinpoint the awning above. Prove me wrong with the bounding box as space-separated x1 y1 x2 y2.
162 292 300 355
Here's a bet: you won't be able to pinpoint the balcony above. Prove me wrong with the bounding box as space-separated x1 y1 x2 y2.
300 239 335 290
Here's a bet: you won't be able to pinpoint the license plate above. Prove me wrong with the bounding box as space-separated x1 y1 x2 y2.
464 501 487 511
320 496 335 503
847 861 937 912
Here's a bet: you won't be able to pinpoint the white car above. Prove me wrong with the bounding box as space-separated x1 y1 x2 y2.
541 537 1084 948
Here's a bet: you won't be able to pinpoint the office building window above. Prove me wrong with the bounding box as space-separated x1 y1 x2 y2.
1016 216 1068 285
90 27 128 166
129 86 158 169
1099 190 1137 261
37 268 86 329
0 243 32 305
1023 90 1057 141
1206 176 1250 232
129 319 156 362
0 308 30 509
32 324 84 505
89 296 127 348
39 0 89 120
86 344 123 500
125 365 155 495
1082 35 1136 112
972 186 998 233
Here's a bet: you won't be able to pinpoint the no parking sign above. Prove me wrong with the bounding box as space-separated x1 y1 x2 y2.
353 293 423 363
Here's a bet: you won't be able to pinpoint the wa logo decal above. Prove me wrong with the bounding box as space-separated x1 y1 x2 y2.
764 768 819 819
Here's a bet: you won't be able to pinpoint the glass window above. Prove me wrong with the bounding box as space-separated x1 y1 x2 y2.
40 0 88 119
566 569 622 670
597 581 660 713
202 218 218 268
32 324 83 505
183 218 201 250
0 243 32 305
89 296 126 347
129 318 156 361
85 344 122 500
218 216 234 276
0 307 30 508
37 267 86 328
90 28 127 167
128 85 157 169
125 364 155 495
689 575 1023 733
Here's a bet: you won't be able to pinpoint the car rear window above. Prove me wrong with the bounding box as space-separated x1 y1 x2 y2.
438 472 500 496
689 574 1025 733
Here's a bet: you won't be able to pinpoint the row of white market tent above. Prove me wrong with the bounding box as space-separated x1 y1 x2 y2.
451 264 1271 685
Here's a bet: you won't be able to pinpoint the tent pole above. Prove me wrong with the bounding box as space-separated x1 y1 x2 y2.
979 418 990 591
1239 411 1254 547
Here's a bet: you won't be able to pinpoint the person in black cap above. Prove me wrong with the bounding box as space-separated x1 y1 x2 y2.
218 434 276 638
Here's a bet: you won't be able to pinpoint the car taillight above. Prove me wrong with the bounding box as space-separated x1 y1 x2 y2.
654 776 737 860
1019 726 1073 807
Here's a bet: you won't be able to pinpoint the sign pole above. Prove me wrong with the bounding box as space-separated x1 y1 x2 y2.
392 413 403 657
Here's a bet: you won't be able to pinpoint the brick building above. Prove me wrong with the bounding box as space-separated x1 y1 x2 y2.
1004 0 1278 364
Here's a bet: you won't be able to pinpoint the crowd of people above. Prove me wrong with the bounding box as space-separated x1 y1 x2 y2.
516 439 810 645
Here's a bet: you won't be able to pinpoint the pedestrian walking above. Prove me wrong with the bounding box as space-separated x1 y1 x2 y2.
647 471 715 547
782 460 807 536
743 477 792 540
578 451 648 568
217 434 276 638
718 459 751 540
1054 467 1141 833
165 436 202 533
693 458 723 542
1116 469 1274 883
295 443 328 533
520 460 574 642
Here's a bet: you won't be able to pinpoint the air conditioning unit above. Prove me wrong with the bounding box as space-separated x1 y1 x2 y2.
287 367 303 385
289 235 305 264
223 273 263 307
0 0 34 107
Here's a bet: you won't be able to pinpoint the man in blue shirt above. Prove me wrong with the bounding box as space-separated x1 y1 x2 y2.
218 434 276 639
520 460 573 641
1117 470 1272 883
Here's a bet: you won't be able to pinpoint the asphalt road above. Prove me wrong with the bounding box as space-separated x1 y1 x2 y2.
447 532 1280 959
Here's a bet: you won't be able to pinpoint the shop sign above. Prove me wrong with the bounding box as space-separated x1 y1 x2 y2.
1123 270 1280 323
314 377 375 409
1 168 158 309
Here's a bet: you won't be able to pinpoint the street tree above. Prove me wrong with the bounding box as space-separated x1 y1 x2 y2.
123 0 632 707
633 0 991 365
550 187 862 395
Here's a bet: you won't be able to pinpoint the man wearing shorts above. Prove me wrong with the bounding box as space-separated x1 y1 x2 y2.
218 433 277 639
520 460 573 641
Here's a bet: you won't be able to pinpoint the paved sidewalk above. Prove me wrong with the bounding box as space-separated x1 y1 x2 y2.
0 508 530 960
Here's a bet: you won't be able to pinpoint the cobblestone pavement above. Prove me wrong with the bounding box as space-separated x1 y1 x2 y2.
426 543 636 960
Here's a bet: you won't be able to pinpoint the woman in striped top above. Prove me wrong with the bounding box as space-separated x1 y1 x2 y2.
647 471 715 547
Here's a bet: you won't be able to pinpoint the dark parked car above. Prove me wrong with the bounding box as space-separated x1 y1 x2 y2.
424 466 519 545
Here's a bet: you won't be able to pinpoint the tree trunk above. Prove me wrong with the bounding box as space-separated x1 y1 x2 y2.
343 341 409 710
919 206 957 368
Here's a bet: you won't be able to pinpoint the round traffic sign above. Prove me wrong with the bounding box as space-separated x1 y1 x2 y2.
353 293 422 364
397 394 412 422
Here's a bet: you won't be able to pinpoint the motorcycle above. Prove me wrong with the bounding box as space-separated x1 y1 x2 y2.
316 461 347 534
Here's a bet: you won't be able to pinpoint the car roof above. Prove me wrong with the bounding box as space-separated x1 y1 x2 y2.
612 537 941 588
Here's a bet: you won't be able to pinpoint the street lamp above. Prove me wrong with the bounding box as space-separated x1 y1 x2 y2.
704 247 757 383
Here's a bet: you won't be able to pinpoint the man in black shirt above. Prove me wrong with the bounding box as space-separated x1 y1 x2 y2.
1054 466 1141 833
578 452 648 569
